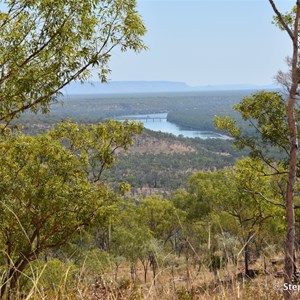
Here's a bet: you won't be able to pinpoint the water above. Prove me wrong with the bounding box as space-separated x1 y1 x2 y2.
116 113 230 139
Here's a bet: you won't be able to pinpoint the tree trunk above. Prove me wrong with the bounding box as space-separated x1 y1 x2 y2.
284 3 300 299
269 1 300 299
141 259 149 283
149 253 157 284
130 262 138 283
0 259 30 299
244 242 250 277
114 264 119 281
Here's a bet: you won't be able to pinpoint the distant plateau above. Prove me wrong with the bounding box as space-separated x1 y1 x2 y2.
62 81 279 95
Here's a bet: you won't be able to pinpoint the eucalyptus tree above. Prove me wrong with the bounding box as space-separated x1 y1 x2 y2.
214 90 299 291
215 2 300 294
110 200 153 283
0 120 143 298
136 195 183 244
185 158 285 277
261 3 300 294
271 8 300 297
0 0 146 123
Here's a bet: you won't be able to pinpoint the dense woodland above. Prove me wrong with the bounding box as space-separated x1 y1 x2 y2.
104 130 246 192
13 90 250 127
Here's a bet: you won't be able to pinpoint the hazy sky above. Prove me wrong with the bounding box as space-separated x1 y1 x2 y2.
108 0 295 86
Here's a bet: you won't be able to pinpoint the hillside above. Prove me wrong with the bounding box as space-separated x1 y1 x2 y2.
105 129 245 193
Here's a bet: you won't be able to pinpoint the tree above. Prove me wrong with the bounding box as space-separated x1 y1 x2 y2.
215 2 300 296
215 91 291 170
214 159 285 277
269 3 300 297
0 119 143 298
136 195 183 244
0 0 146 123
182 158 285 277
173 179 215 272
110 200 153 282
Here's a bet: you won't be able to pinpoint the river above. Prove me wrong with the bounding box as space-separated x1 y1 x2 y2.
116 113 230 140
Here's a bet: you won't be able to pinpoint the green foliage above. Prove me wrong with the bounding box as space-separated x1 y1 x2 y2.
215 158 283 225
0 119 142 296
167 109 224 132
80 249 111 276
0 0 146 122
136 195 184 241
105 133 244 191
235 91 289 149
108 195 185 279
33 259 77 293
272 5 297 30
111 225 152 264
174 158 286 270
176 288 193 300
178 159 271 224
215 91 292 166
164 91 247 132
173 177 212 222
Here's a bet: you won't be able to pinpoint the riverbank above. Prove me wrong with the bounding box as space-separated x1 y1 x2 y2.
117 113 230 139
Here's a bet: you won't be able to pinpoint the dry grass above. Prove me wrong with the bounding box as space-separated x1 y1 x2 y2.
6 257 300 300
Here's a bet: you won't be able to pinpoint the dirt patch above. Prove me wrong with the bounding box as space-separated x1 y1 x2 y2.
117 132 196 155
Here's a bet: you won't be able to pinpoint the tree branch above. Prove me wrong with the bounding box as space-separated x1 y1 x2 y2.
243 189 285 208
268 0 294 41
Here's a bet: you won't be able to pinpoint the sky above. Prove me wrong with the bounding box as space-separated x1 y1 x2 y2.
107 0 295 87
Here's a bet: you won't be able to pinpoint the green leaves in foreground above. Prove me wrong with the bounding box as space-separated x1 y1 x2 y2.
0 119 142 297
0 0 146 122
